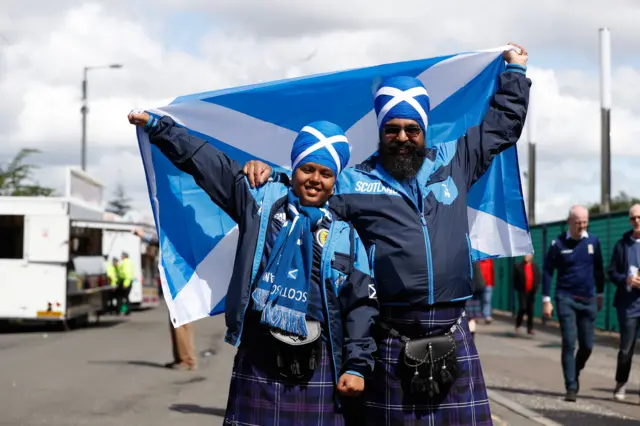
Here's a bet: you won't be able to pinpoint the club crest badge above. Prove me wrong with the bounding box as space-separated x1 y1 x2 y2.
315 229 329 247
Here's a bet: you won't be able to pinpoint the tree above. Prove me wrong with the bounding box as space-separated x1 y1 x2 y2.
0 148 55 196
588 191 640 215
106 183 133 216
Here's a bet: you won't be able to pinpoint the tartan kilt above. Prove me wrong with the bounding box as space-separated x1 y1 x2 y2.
224 329 344 426
465 291 484 320
362 304 492 426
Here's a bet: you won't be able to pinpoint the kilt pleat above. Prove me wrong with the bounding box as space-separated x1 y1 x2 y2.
223 331 344 426
362 305 493 426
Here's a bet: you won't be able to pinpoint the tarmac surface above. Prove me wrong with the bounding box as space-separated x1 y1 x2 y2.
1 305 639 425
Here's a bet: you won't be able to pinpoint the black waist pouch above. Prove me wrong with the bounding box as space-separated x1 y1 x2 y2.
270 320 323 380
381 315 463 398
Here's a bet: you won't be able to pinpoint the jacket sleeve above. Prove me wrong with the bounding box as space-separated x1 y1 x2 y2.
146 115 256 223
455 67 531 188
608 240 627 290
338 229 379 377
594 238 605 296
542 241 558 301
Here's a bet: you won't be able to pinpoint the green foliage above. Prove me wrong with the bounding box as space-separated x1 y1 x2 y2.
106 183 133 216
588 191 640 215
0 148 55 196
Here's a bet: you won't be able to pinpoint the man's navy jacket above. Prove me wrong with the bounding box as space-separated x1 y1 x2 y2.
608 230 640 318
278 68 531 307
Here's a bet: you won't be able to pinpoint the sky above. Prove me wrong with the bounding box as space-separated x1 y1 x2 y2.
0 0 638 224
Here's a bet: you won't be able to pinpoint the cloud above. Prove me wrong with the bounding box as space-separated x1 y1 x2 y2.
0 0 639 225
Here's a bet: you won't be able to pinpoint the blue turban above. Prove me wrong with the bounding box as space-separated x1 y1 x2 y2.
290 121 351 176
374 76 431 133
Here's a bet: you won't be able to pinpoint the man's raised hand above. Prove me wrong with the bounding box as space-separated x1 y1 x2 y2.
504 43 528 67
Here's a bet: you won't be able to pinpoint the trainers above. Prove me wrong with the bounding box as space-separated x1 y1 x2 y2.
564 389 577 402
614 382 626 401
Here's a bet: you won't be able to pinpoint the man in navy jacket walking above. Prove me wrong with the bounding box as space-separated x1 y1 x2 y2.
542 205 605 402
607 204 640 401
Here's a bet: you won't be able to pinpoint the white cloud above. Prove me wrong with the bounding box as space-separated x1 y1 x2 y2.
0 0 639 224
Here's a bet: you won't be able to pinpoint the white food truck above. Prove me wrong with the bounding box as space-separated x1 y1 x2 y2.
0 168 159 328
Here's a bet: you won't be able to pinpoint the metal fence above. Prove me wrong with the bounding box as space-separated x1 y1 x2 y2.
491 210 630 332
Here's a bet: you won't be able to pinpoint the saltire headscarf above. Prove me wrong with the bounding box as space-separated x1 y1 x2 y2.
374 75 431 137
251 121 350 337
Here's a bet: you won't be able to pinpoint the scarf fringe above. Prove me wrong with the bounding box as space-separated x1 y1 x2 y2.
261 304 309 338
251 288 270 311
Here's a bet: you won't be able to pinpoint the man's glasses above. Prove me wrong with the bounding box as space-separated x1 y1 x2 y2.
382 124 422 137
630 215 640 221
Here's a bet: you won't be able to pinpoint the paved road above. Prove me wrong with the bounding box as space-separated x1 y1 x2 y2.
476 316 640 426
3 305 637 426
0 308 235 426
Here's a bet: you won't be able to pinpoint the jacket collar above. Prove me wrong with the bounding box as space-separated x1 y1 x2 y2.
566 230 588 240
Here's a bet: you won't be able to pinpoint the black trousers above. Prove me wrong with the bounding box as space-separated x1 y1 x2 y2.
615 314 640 384
516 291 535 332
116 284 131 314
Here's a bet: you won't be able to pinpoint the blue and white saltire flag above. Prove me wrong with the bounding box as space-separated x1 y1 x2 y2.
137 45 533 326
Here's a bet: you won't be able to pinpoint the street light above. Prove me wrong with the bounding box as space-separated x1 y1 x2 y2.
81 63 123 171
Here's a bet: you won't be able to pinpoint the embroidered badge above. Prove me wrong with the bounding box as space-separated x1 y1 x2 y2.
588 244 594 254
315 229 329 247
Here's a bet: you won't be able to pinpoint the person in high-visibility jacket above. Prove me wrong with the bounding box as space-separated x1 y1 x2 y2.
106 258 119 287
105 257 120 313
117 252 135 315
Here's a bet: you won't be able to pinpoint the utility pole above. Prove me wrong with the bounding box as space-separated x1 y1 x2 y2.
526 86 536 225
599 28 612 213
527 142 536 225
81 67 88 171
81 64 123 171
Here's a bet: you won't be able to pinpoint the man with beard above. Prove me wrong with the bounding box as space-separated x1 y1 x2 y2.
243 43 529 425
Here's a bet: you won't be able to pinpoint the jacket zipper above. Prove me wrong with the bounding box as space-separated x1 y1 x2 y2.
235 197 283 347
357 168 435 304
320 223 339 386
420 212 435 305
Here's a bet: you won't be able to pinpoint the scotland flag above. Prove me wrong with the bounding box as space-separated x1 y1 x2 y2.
137 46 533 327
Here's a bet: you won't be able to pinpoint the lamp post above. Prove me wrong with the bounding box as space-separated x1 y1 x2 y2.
81 63 123 171
599 28 612 213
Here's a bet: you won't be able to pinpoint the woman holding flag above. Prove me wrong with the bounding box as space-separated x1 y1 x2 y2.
128 112 379 425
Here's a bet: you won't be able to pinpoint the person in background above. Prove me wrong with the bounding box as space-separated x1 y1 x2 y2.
607 204 640 401
479 258 495 323
542 205 604 402
117 251 135 316
466 262 487 338
106 257 119 313
512 254 540 335
133 229 198 372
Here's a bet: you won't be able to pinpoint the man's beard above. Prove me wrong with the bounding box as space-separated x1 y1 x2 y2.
378 140 427 181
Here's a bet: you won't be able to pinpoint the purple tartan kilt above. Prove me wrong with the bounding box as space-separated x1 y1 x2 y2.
224 331 344 426
362 305 492 426
465 292 484 319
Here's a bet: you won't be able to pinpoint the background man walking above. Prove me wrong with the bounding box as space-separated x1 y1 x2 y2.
512 253 540 335
607 204 640 401
542 205 605 402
